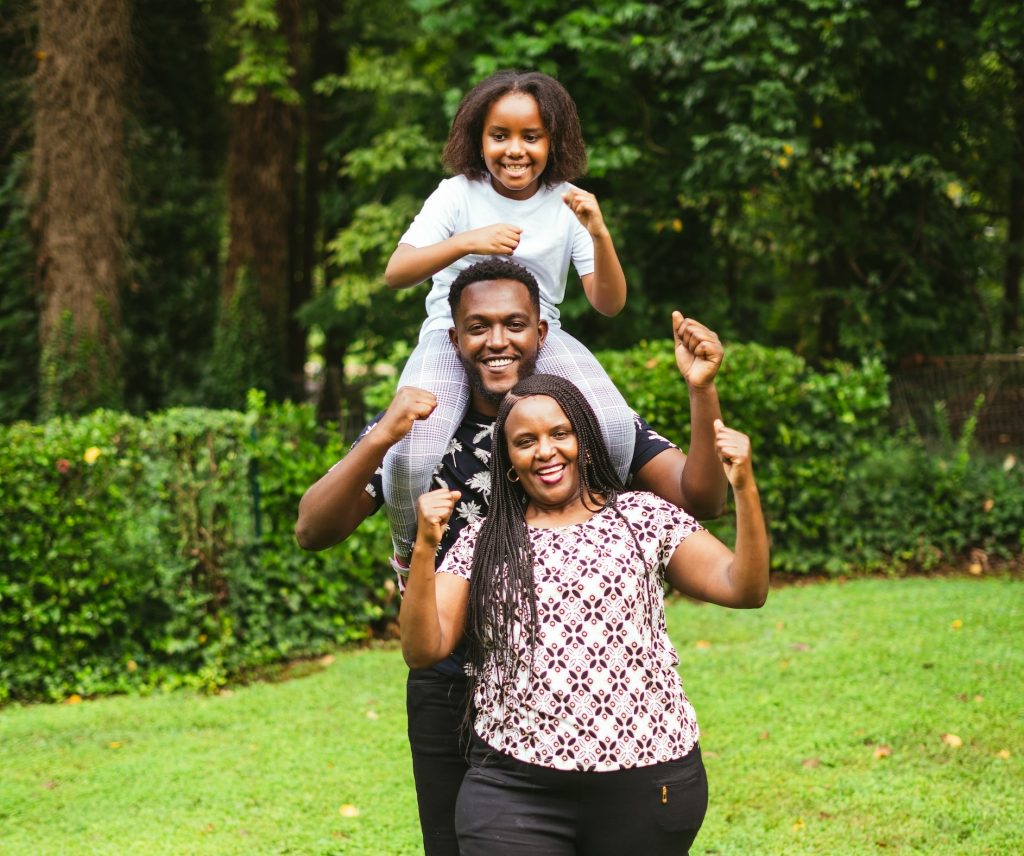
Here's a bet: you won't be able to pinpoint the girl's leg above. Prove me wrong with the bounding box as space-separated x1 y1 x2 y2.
577 747 708 856
383 330 469 559
535 328 636 483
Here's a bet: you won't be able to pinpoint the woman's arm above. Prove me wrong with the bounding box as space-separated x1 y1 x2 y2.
384 224 523 289
566 189 627 316
664 421 769 608
400 489 471 668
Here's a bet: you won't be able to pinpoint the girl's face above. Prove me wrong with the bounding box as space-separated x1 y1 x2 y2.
504 395 581 511
481 92 550 200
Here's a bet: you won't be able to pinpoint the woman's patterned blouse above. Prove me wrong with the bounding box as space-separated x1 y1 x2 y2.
438 491 705 772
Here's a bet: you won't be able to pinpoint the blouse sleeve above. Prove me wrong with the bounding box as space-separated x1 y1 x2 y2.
624 492 703 570
399 178 459 247
436 520 481 580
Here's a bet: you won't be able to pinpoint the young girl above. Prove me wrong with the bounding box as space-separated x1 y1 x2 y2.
383 69 634 562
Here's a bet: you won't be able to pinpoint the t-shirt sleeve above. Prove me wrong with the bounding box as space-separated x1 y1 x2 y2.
628 413 678 476
644 494 704 569
437 520 481 580
400 179 460 248
329 411 385 512
569 212 595 278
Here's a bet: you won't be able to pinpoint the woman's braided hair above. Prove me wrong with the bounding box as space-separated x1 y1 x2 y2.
464 374 653 722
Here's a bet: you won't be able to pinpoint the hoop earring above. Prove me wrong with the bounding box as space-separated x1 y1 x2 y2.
506 467 520 483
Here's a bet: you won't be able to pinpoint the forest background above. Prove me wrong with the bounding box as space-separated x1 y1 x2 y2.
1 0 1023 702
2 0 1023 422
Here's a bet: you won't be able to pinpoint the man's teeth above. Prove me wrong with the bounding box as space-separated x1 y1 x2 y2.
485 357 514 367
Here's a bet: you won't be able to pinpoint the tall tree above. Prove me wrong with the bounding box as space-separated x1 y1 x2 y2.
208 0 301 406
31 0 131 416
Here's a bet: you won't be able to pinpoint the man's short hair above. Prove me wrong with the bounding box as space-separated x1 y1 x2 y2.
448 259 542 319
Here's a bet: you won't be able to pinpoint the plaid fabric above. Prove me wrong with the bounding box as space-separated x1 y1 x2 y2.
382 327 635 557
535 327 635 484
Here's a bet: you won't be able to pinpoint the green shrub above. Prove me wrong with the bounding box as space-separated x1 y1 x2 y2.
0 399 392 703
2 342 1020 702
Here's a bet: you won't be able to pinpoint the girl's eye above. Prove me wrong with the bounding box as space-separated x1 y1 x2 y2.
491 133 506 141
524 135 538 143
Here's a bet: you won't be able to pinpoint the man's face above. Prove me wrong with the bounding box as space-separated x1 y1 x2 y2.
448 279 548 414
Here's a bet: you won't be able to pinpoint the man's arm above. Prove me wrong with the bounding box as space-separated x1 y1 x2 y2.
631 312 728 520
294 387 436 551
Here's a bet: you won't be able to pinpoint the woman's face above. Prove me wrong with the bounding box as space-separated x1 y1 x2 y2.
504 395 580 510
480 92 550 200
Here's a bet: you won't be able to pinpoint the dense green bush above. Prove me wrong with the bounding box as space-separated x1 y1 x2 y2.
0 397 391 702
600 341 1023 574
2 343 1020 702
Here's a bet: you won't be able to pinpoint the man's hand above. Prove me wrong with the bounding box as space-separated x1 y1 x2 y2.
378 386 437 445
415 489 461 551
673 311 723 389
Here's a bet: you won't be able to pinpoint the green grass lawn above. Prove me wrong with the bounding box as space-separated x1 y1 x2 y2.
1 576 1021 855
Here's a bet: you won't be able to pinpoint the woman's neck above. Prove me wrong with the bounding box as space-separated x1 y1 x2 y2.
524 492 606 529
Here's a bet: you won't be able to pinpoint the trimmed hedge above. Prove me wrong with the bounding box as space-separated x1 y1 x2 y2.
601 341 1023 574
2 345 1021 702
0 393 391 702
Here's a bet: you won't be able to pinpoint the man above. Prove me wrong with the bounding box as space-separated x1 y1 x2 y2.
295 258 728 855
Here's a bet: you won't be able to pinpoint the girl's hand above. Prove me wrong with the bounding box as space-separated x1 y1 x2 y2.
563 189 607 236
714 419 755 492
461 224 521 256
415 489 462 550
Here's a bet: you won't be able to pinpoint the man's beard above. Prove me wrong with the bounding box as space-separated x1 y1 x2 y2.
461 351 539 405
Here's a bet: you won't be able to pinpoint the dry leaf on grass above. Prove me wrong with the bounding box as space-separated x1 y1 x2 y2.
941 733 963 748
996 749 1011 760
873 745 892 759
339 804 360 818
802 757 820 768
694 639 711 650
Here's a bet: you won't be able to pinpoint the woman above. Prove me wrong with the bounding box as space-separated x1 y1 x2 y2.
400 374 769 855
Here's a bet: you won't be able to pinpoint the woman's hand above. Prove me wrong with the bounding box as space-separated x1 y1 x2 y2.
714 419 754 492
415 489 462 550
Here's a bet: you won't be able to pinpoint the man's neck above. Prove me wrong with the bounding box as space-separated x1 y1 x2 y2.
469 390 500 418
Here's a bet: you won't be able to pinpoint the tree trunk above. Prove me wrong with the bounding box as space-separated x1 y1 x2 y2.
288 0 334 401
32 0 130 417
215 0 301 405
1003 96 1024 344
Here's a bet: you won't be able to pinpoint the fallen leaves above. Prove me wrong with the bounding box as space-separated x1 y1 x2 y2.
694 639 712 650
65 694 82 705
941 733 963 748
873 745 892 759
338 804 360 818
801 757 821 768
996 749 1011 760
950 619 963 630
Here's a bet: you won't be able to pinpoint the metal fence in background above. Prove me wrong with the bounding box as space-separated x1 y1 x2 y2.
890 354 1024 452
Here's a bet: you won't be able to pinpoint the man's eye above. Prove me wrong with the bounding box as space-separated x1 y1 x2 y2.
508 322 526 331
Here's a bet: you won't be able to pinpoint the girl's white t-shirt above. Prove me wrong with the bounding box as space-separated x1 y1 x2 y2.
399 175 596 337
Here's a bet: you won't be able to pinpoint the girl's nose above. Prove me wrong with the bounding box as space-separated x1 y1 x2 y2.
506 136 523 156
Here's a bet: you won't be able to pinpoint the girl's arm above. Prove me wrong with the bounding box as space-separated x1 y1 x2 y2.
400 488 471 668
664 420 769 608
564 189 627 316
385 223 523 289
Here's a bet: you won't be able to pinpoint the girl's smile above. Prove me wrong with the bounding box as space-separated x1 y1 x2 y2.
481 92 550 200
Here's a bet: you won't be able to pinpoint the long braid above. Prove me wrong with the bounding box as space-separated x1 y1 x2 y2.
464 374 648 729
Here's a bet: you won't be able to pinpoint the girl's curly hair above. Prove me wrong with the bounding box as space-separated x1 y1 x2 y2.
442 70 587 186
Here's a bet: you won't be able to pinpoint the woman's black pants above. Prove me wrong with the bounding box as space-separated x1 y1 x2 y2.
455 736 708 856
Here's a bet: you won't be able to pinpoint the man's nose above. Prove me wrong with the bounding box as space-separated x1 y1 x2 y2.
487 325 508 348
